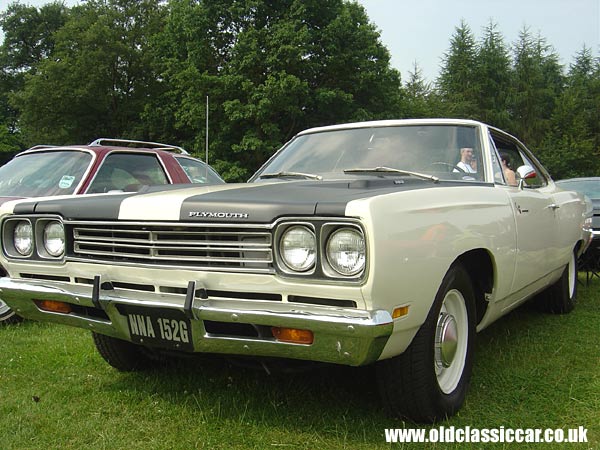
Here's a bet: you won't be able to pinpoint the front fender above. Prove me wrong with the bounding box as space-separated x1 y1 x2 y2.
346 185 516 359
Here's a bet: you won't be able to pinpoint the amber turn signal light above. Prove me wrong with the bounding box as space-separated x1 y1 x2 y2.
392 305 410 319
271 327 314 345
35 300 72 314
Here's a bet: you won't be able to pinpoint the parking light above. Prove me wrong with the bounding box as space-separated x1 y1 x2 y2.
271 327 314 345
35 300 72 314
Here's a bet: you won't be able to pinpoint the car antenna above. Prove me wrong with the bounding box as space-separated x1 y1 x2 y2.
205 95 209 181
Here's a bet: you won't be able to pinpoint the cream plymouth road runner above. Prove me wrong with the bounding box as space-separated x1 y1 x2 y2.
0 119 591 422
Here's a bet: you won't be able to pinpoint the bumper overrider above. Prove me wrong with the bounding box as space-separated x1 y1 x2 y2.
0 277 393 366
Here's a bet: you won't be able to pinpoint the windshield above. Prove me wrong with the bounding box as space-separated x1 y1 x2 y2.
0 150 92 197
252 125 483 182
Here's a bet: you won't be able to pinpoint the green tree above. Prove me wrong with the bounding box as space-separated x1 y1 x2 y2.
0 1 69 152
473 21 512 129
404 61 440 118
0 2 68 75
509 28 564 147
538 47 600 178
437 19 478 117
146 0 403 180
12 0 165 145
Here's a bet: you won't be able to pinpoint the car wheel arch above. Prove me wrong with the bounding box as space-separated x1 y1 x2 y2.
451 249 495 326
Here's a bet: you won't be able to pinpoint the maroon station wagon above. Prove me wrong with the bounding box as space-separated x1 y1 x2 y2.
0 138 224 323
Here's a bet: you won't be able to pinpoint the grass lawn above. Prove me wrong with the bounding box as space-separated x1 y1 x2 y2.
1 275 598 449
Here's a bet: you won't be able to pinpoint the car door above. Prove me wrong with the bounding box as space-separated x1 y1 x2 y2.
490 130 559 298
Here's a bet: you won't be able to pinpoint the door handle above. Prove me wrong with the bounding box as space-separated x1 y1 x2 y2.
548 203 560 210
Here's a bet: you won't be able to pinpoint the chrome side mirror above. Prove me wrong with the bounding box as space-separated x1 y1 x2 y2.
516 165 536 189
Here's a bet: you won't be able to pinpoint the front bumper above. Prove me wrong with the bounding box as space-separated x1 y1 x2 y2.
0 277 393 366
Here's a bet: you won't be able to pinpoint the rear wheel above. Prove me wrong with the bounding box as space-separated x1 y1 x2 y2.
537 251 577 314
92 333 166 371
376 264 476 422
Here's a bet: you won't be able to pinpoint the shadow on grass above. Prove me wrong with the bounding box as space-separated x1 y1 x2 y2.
87 276 599 439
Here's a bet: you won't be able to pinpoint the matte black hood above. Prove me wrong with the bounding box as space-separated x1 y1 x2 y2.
11 178 476 223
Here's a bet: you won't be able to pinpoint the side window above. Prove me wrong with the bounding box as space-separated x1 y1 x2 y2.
176 157 223 184
489 131 547 188
87 153 169 193
515 146 548 188
488 134 505 184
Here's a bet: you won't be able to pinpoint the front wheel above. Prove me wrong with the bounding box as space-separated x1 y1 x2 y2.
92 332 167 371
376 264 476 422
0 298 22 325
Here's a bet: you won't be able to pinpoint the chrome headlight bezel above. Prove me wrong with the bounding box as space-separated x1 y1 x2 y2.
13 220 34 257
40 220 65 258
278 224 317 273
324 226 366 277
2 216 66 261
274 219 367 281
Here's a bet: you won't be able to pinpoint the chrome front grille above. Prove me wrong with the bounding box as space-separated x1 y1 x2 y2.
69 222 273 272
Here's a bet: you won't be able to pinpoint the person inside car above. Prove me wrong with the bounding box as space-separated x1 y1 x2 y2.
500 152 517 186
454 147 477 173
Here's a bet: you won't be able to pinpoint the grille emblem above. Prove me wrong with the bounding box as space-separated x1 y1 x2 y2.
188 211 249 219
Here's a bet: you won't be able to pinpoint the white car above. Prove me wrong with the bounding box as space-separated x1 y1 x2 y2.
0 119 591 422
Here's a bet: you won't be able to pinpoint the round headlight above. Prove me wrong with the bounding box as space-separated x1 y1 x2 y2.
326 228 366 276
14 221 33 256
43 222 65 257
280 226 316 272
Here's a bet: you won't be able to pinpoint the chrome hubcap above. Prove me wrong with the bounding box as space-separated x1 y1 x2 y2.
568 253 576 298
0 298 11 316
435 312 458 368
435 289 469 394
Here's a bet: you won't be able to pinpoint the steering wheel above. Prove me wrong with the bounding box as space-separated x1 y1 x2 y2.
430 162 466 173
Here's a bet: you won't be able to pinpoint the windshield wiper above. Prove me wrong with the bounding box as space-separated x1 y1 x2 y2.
344 166 439 183
259 171 323 181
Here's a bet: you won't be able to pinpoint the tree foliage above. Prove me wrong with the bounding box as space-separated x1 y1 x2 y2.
0 1 69 150
144 0 402 180
437 19 478 117
10 0 165 145
473 21 512 129
0 1 598 180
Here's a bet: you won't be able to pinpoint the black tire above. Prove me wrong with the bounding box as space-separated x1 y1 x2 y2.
0 298 22 325
536 251 577 314
376 264 476 423
92 332 165 371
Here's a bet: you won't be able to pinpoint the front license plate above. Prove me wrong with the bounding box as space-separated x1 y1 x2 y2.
118 305 193 351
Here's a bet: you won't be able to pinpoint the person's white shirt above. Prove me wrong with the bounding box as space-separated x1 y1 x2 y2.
454 161 476 173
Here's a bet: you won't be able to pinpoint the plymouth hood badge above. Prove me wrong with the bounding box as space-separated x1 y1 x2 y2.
188 211 249 219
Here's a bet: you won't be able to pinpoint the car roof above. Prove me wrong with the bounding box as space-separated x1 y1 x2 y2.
297 118 485 136
19 138 192 159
